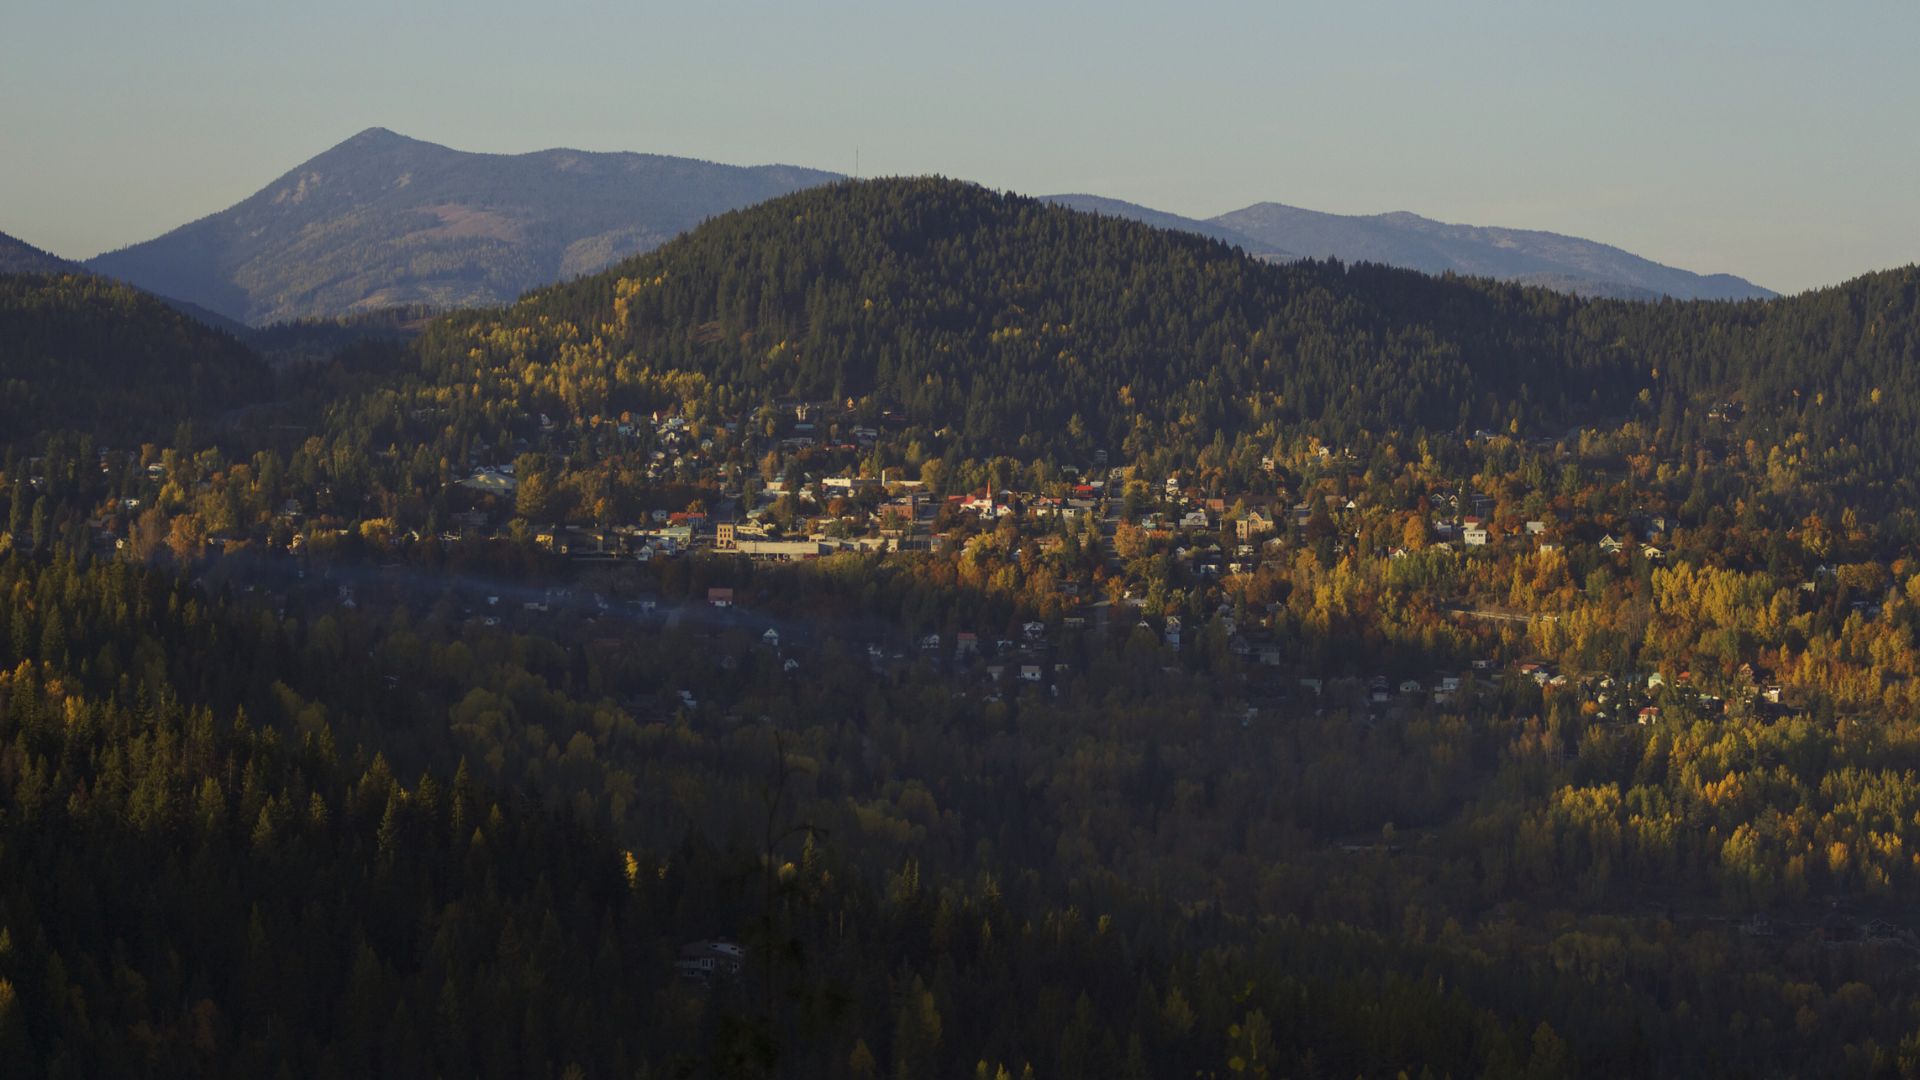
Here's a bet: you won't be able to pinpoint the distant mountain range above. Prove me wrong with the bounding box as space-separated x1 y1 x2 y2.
1209 203 1775 301
1046 197 1774 301
84 128 842 325
8 129 1776 326
1040 194 1296 260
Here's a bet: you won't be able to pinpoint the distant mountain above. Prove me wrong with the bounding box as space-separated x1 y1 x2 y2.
1209 203 1774 301
0 230 82 274
1041 194 1291 258
86 128 842 325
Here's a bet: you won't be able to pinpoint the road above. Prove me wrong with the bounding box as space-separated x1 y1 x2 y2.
1447 604 1558 624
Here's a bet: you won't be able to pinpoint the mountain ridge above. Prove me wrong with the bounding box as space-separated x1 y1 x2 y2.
74 127 1778 324
1210 201 1774 300
1040 193 1293 259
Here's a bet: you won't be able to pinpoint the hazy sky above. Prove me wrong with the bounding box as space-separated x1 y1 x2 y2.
2 1 1914 293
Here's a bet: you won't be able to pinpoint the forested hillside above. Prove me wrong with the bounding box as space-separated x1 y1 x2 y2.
411 177 1918 495
0 232 79 275
0 274 269 448
7 178 1920 1077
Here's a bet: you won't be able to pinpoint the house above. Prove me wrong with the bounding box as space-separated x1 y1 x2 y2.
1019 664 1043 683
1462 525 1489 547
1525 520 1548 536
707 587 735 608
1235 511 1275 542
1179 510 1211 530
736 539 827 561
1599 534 1624 554
955 632 980 659
1399 678 1423 695
1637 706 1661 725
762 628 781 648
1022 621 1047 642
822 476 880 492
715 523 737 549
675 940 745 984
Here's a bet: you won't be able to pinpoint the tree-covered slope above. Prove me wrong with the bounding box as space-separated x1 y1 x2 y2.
419 178 1586 455
0 273 270 446
85 128 841 326
409 177 1918 493
0 231 81 275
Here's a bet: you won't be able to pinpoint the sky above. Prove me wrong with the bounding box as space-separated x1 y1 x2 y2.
1 1 1915 294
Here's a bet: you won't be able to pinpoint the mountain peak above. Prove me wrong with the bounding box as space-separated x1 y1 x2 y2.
311 126 441 163
345 126 412 146
85 132 842 324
